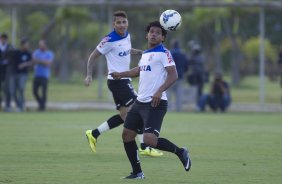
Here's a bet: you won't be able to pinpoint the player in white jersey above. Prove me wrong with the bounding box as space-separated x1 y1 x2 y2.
84 11 162 157
111 21 191 179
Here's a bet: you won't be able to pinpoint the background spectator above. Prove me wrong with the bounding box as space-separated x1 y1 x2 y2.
14 38 33 111
187 42 206 102
167 40 189 112
32 40 54 111
0 33 14 112
278 46 282 87
197 73 231 112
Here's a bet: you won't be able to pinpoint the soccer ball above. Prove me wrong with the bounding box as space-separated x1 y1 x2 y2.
160 10 182 31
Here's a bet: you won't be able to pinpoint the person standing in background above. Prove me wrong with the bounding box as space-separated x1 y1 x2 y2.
167 40 188 112
187 43 206 102
14 38 32 111
278 46 282 105
32 40 54 111
0 33 14 112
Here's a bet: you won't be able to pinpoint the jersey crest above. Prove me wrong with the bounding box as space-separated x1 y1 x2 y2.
148 54 155 62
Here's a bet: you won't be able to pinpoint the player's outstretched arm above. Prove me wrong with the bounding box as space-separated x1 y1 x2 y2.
110 66 140 79
85 49 101 86
151 65 178 107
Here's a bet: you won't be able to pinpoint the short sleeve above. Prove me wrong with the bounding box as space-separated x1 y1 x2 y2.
96 36 113 55
161 50 175 67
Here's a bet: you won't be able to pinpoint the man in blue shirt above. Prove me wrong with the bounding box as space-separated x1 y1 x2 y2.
32 40 54 111
167 40 188 112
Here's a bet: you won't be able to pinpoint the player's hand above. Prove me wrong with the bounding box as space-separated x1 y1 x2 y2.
151 90 162 107
110 72 121 80
84 75 93 86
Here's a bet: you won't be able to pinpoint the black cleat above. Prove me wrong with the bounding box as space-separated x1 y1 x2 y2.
122 172 145 179
178 147 192 171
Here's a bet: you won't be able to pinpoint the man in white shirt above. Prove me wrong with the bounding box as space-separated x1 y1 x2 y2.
111 21 191 179
85 10 162 157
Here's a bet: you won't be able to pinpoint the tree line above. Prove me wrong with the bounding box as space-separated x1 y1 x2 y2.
0 5 281 85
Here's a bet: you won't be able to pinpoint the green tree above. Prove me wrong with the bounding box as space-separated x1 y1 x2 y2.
0 9 12 37
242 37 277 78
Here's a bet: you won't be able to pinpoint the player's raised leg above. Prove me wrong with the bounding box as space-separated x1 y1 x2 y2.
152 136 191 171
86 114 124 153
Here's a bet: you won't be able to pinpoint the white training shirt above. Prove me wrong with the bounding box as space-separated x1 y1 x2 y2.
137 44 175 103
96 30 131 79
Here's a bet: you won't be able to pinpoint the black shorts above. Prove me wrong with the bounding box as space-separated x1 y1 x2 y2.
124 100 168 137
107 79 137 110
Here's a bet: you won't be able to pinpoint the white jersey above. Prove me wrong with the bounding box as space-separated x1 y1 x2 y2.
96 30 131 79
137 44 175 103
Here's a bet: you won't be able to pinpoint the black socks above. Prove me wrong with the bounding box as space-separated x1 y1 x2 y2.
107 114 124 129
124 140 142 174
140 143 147 150
156 137 183 156
91 129 100 139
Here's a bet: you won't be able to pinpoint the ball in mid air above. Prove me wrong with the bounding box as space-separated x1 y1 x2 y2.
160 10 182 31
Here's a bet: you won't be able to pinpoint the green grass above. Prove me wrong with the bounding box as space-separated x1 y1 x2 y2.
23 74 281 104
0 111 282 184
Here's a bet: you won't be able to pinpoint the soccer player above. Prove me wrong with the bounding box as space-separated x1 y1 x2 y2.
85 10 162 157
111 21 192 179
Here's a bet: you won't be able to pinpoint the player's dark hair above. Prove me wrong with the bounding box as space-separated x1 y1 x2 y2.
0 33 8 39
20 37 29 45
113 10 127 21
146 21 167 38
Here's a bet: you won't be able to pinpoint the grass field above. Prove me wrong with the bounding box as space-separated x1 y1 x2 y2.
0 111 281 184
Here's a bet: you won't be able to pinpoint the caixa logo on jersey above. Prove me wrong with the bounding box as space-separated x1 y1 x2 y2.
140 65 151 71
118 49 130 57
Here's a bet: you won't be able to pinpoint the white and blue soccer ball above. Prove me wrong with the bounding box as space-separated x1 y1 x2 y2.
160 10 182 31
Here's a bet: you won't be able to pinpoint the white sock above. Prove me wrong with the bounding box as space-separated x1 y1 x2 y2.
97 122 110 134
137 134 144 144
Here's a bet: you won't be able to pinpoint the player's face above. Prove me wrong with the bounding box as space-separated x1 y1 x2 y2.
113 16 128 36
146 26 165 47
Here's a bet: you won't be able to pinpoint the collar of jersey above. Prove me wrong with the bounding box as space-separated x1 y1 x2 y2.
144 44 165 54
107 30 129 42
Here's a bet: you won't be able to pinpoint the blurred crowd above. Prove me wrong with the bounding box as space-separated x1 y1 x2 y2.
0 31 233 113
167 39 232 113
0 33 54 112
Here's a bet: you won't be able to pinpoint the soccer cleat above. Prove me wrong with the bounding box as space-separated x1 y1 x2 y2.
139 147 163 157
122 172 145 179
85 130 97 153
178 147 192 171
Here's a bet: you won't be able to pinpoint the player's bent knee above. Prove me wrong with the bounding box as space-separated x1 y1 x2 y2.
122 128 136 142
143 133 158 147
119 107 128 120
